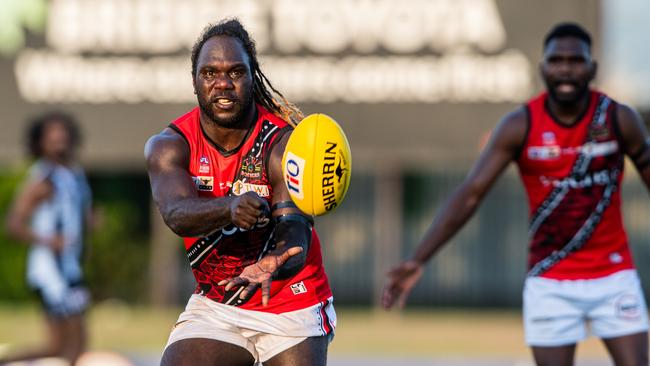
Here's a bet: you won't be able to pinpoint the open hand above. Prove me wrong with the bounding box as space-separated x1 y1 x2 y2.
381 260 424 310
218 245 303 306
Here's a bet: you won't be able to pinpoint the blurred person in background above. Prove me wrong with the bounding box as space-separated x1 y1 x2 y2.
145 19 334 366
383 22 650 366
1 112 92 365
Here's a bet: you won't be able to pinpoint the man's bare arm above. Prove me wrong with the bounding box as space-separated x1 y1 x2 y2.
5 179 54 244
145 128 266 237
411 108 528 263
382 107 528 309
615 103 650 190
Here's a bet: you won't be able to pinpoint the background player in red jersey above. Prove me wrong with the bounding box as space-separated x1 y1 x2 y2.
145 19 334 366
383 22 650 366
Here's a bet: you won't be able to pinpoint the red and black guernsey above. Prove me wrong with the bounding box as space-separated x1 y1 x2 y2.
169 105 333 313
516 90 634 280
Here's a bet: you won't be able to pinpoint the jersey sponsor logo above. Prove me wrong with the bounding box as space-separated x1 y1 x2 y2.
285 152 305 200
528 141 618 161
220 219 271 236
539 169 613 189
231 180 270 197
240 156 262 179
290 281 308 295
527 145 560 160
192 176 214 191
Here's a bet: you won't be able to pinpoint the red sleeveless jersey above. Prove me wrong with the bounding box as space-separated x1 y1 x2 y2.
516 90 634 280
169 105 332 313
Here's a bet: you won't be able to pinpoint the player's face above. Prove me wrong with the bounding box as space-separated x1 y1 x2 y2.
194 36 254 128
541 37 596 106
41 121 73 161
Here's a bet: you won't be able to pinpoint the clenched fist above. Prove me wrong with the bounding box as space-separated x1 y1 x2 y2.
229 192 270 229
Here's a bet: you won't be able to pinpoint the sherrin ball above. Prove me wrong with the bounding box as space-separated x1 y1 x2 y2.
282 114 352 216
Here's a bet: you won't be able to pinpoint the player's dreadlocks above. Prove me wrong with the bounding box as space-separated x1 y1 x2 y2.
191 19 304 126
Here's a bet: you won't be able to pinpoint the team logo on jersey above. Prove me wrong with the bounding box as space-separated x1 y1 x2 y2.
542 131 556 145
192 176 214 191
199 155 211 174
290 281 308 295
240 156 262 179
231 180 270 197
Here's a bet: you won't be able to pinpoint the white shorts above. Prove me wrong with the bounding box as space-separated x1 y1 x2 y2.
523 269 649 347
165 294 336 363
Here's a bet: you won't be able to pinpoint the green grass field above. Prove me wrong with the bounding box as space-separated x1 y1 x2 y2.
0 301 611 361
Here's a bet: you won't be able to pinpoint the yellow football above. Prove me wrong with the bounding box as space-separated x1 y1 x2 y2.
282 114 352 216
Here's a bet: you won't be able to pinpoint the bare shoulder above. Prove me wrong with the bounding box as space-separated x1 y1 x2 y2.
616 102 645 127
491 106 528 149
269 129 291 158
499 106 528 132
22 177 54 202
613 102 648 154
144 128 189 170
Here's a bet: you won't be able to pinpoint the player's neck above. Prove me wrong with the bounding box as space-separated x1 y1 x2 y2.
200 105 256 151
546 94 591 126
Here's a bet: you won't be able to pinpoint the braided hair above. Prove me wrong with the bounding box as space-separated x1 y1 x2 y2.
191 19 304 126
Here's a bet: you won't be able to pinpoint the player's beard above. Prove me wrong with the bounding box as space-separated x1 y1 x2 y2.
197 89 255 128
545 79 590 107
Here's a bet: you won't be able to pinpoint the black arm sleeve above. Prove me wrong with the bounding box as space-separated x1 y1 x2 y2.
273 214 313 279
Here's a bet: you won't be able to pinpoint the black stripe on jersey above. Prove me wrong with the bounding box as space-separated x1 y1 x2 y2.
528 96 610 237
187 231 222 269
527 96 618 276
528 168 620 277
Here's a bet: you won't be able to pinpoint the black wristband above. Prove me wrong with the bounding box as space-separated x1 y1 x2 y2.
271 200 297 212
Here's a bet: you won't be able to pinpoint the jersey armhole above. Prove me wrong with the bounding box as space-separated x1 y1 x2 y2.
513 104 531 161
168 123 191 147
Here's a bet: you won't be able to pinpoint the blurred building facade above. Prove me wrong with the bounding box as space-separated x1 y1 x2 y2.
1 0 649 307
